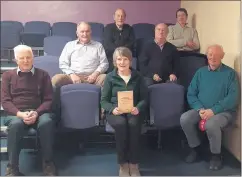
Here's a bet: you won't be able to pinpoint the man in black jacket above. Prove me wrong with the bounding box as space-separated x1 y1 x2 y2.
139 23 179 86
103 8 135 72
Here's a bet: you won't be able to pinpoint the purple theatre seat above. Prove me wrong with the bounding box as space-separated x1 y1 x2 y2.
21 21 51 47
176 52 207 111
60 83 101 129
176 52 207 90
33 56 62 78
149 83 185 149
43 36 72 57
88 22 104 40
132 57 137 70
132 23 155 39
149 83 185 128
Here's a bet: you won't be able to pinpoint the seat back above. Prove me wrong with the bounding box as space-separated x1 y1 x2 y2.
33 56 62 78
135 38 154 70
1 22 22 61
1 24 21 48
89 22 104 39
132 23 155 39
132 57 137 70
177 52 208 90
21 21 51 47
44 36 72 56
23 21 51 35
21 33 47 47
176 52 207 111
1 21 23 33
52 22 77 40
60 84 101 129
149 83 185 129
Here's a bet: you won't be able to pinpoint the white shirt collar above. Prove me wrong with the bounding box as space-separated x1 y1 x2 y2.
17 66 35 76
76 39 93 46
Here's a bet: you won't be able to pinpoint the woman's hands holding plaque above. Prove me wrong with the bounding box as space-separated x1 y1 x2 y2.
112 107 122 115
112 107 139 115
130 107 139 115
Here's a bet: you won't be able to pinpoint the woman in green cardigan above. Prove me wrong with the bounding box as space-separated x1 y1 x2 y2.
101 47 148 176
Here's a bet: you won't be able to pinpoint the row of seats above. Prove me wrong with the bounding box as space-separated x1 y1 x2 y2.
1 21 173 61
1 20 169 48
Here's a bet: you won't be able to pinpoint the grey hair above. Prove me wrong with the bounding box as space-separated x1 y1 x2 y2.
113 47 132 67
13 44 33 59
206 44 225 58
77 21 91 31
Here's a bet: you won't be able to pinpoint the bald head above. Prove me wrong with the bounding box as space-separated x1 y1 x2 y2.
207 44 225 69
114 8 126 28
155 23 168 30
207 44 224 55
155 23 169 41
115 8 126 16
76 22 91 44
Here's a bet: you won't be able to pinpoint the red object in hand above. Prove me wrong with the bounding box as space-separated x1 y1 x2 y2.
199 119 206 131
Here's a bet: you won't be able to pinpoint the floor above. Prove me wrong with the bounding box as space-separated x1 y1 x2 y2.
0 129 241 176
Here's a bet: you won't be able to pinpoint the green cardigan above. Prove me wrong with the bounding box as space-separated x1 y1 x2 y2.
101 68 148 114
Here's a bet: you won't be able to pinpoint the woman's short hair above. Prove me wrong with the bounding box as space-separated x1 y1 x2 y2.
113 47 132 67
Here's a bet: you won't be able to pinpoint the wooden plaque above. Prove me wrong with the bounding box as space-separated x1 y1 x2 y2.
117 91 134 113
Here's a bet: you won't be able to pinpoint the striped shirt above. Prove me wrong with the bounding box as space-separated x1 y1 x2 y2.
59 40 109 75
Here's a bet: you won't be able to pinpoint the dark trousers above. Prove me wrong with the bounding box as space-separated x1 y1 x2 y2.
106 114 142 164
4 113 55 166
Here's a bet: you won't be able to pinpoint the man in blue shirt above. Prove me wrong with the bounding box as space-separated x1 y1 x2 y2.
180 44 239 170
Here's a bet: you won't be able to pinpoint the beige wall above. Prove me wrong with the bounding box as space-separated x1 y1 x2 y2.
181 1 240 69
181 1 241 161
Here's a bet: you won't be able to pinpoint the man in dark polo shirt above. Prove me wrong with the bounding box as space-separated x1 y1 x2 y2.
103 8 135 72
1 45 57 176
139 23 179 86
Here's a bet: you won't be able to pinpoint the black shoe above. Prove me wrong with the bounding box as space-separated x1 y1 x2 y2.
43 161 57 176
5 163 24 176
209 155 222 170
185 148 200 163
